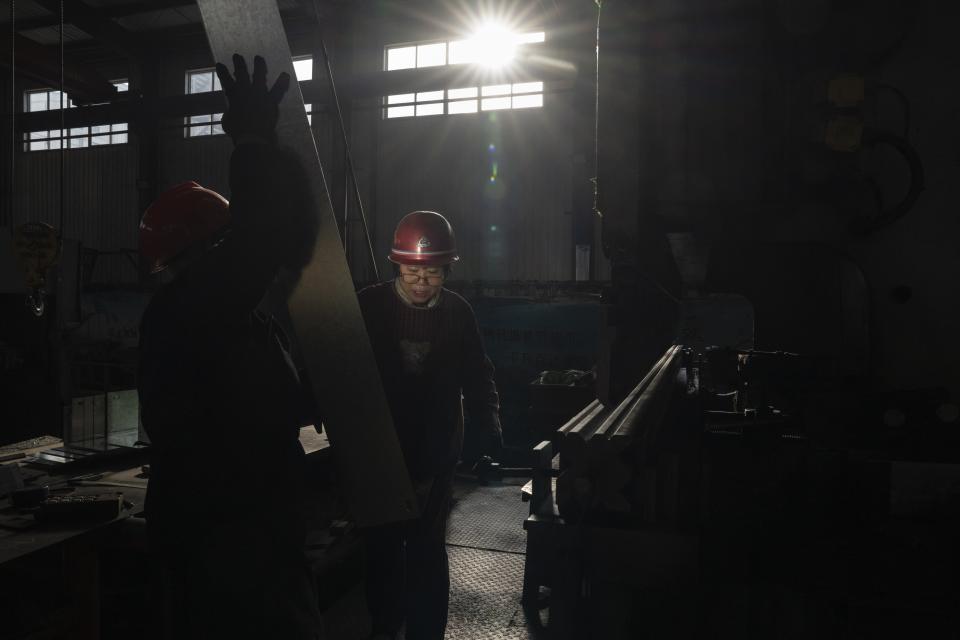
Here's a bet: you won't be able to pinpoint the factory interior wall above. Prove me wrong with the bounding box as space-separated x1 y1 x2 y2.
629 0 960 396
1 63 140 285
346 3 585 284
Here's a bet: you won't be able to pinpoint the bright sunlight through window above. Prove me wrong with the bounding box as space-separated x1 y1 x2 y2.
383 27 544 119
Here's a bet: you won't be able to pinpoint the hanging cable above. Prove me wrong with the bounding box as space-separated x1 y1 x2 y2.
58 0 65 236
590 0 603 218
8 0 14 229
309 0 380 281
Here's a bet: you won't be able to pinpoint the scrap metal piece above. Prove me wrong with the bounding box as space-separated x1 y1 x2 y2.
196 0 416 526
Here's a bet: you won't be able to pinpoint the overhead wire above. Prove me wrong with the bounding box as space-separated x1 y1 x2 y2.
58 0 65 236
590 0 602 218
8 0 13 229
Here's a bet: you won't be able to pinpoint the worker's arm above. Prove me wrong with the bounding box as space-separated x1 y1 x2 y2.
461 307 503 454
186 55 316 324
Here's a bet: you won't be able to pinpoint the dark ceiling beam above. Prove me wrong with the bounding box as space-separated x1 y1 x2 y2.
0 32 117 103
32 0 144 60
3 1 195 31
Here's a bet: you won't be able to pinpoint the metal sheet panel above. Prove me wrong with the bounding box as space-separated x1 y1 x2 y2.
197 0 416 527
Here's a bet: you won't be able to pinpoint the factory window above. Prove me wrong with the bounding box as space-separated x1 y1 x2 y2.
383 29 545 118
23 80 129 151
184 56 314 137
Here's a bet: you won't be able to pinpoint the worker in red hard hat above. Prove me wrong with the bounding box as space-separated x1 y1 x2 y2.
137 55 321 639
357 210 502 640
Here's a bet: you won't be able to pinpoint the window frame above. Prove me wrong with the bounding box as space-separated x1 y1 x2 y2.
23 80 130 152
382 31 546 120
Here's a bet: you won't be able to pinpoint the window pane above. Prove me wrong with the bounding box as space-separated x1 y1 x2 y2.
111 133 128 144
49 138 62 150
386 47 416 71
512 93 543 109
91 133 110 145
70 136 89 149
416 103 444 117
387 93 415 105
49 91 67 110
481 96 511 111
29 130 48 140
416 90 444 103
29 140 48 151
416 43 446 68
448 99 478 114
189 114 211 137
190 72 213 94
482 84 511 97
447 87 477 100
113 81 129 92
91 125 110 135
516 31 545 44
111 122 128 133
213 73 221 91
512 81 543 94
293 57 313 81
386 105 415 118
448 40 475 65
28 92 48 112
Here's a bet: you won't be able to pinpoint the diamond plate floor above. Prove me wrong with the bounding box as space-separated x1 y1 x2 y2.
447 546 536 640
445 478 538 640
320 479 539 639
448 479 531 554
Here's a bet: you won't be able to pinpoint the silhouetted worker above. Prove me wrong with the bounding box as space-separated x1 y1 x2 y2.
138 54 321 639
358 211 502 640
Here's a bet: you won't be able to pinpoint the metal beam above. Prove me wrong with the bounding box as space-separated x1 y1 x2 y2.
196 0 417 527
32 0 144 60
0 32 116 103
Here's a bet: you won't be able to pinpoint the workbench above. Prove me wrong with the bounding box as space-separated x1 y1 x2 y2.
0 427 332 639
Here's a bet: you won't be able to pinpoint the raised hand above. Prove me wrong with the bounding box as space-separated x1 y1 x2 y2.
215 54 290 144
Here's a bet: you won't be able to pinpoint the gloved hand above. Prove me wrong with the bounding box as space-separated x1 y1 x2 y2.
215 54 290 145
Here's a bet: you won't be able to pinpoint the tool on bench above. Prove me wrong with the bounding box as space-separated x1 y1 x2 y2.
35 493 125 523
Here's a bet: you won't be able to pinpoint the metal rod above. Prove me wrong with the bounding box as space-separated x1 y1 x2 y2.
58 0 64 235
8 0 14 229
310 0 379 281
590 0 602 218
343 162 350 263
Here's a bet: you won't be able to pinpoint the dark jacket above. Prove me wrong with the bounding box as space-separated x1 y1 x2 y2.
138 142 316 551
357 282 500 479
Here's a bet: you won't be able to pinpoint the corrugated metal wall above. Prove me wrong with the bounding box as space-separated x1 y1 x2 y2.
347 11 579 283
0 65 140 284
8 137 140 283
370 107 575 281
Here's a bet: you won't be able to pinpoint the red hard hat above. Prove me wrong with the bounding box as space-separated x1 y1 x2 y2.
139 181 230 274
388 211 459 266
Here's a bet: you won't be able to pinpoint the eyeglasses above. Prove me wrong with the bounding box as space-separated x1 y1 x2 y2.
400 270 444 285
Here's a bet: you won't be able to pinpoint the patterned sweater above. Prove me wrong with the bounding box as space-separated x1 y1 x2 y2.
357 282 501 479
